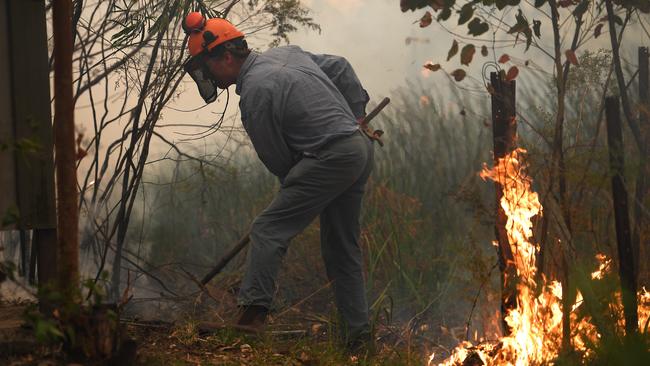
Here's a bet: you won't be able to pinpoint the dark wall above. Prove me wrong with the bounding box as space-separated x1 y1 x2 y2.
0 0 55 230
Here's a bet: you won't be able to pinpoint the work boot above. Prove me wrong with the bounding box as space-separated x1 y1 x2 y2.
231 305 269 335
196 306 268 336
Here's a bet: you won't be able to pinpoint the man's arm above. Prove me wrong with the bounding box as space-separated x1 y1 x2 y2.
306 52 370 119
240 84 296 180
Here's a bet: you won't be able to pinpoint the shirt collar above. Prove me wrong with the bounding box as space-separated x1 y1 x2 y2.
235 51 259 95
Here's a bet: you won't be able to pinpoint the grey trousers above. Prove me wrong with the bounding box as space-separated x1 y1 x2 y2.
238 130 374 338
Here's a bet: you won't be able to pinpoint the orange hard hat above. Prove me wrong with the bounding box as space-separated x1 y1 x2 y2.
183 12 245 56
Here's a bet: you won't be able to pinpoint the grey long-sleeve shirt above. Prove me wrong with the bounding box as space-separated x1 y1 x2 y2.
235 45 370 179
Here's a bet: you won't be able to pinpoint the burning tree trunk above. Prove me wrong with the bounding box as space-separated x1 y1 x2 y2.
489 71 517 335
604 97 638 338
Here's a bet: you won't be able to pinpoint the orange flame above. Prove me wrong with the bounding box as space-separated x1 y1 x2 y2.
591 253 612 280
429 148 648 366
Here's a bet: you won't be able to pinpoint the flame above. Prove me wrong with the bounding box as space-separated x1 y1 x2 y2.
591 253 611 280
640 287 650 332
430 148 650 365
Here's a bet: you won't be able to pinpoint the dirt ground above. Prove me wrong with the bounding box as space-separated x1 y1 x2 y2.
0 302 434 366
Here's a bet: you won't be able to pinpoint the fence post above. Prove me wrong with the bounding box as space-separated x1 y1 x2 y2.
490 72 517 334
605 96 638 338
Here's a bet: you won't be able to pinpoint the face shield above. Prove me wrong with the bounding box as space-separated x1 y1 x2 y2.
183 54 218 104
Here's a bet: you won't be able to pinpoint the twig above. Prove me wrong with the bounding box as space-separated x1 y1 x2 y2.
274 281 332 319
465 260 499 340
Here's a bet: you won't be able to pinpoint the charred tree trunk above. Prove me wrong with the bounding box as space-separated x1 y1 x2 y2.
490 71 517 335
605 97 638 338
633 47 649 283
53 0 79 300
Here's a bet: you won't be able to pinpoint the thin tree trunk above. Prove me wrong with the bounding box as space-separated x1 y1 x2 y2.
605 97 638 338
53 0 79 300
548 0 575 352
633 47 649 283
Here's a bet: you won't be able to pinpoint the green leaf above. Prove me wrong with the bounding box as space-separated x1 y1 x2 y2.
2 205 19 228
524 28 533 51
533 20 541 38
460 44 476 65
458 3 474 25
534 0 547 7
447 40 459 61
400 0 442 12
612 15 623 26
438 6 452 21
494 0 518 10
573 0 589 18
631 0 650 13
508 10 529 34
468 17 489 36
594 23 604 38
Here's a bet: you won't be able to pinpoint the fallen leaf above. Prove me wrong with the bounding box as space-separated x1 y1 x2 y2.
451 69 466 82
506 66 519 81
498 54 510 64
481 45 488 57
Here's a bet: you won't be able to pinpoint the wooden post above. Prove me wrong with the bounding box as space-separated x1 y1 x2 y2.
605 97 638 337
490 72 517 334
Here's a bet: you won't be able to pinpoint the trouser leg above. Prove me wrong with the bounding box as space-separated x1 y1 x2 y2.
320 137 374 341
238 132 371 309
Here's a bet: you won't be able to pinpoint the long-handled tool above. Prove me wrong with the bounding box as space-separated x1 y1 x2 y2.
200 97 391 286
